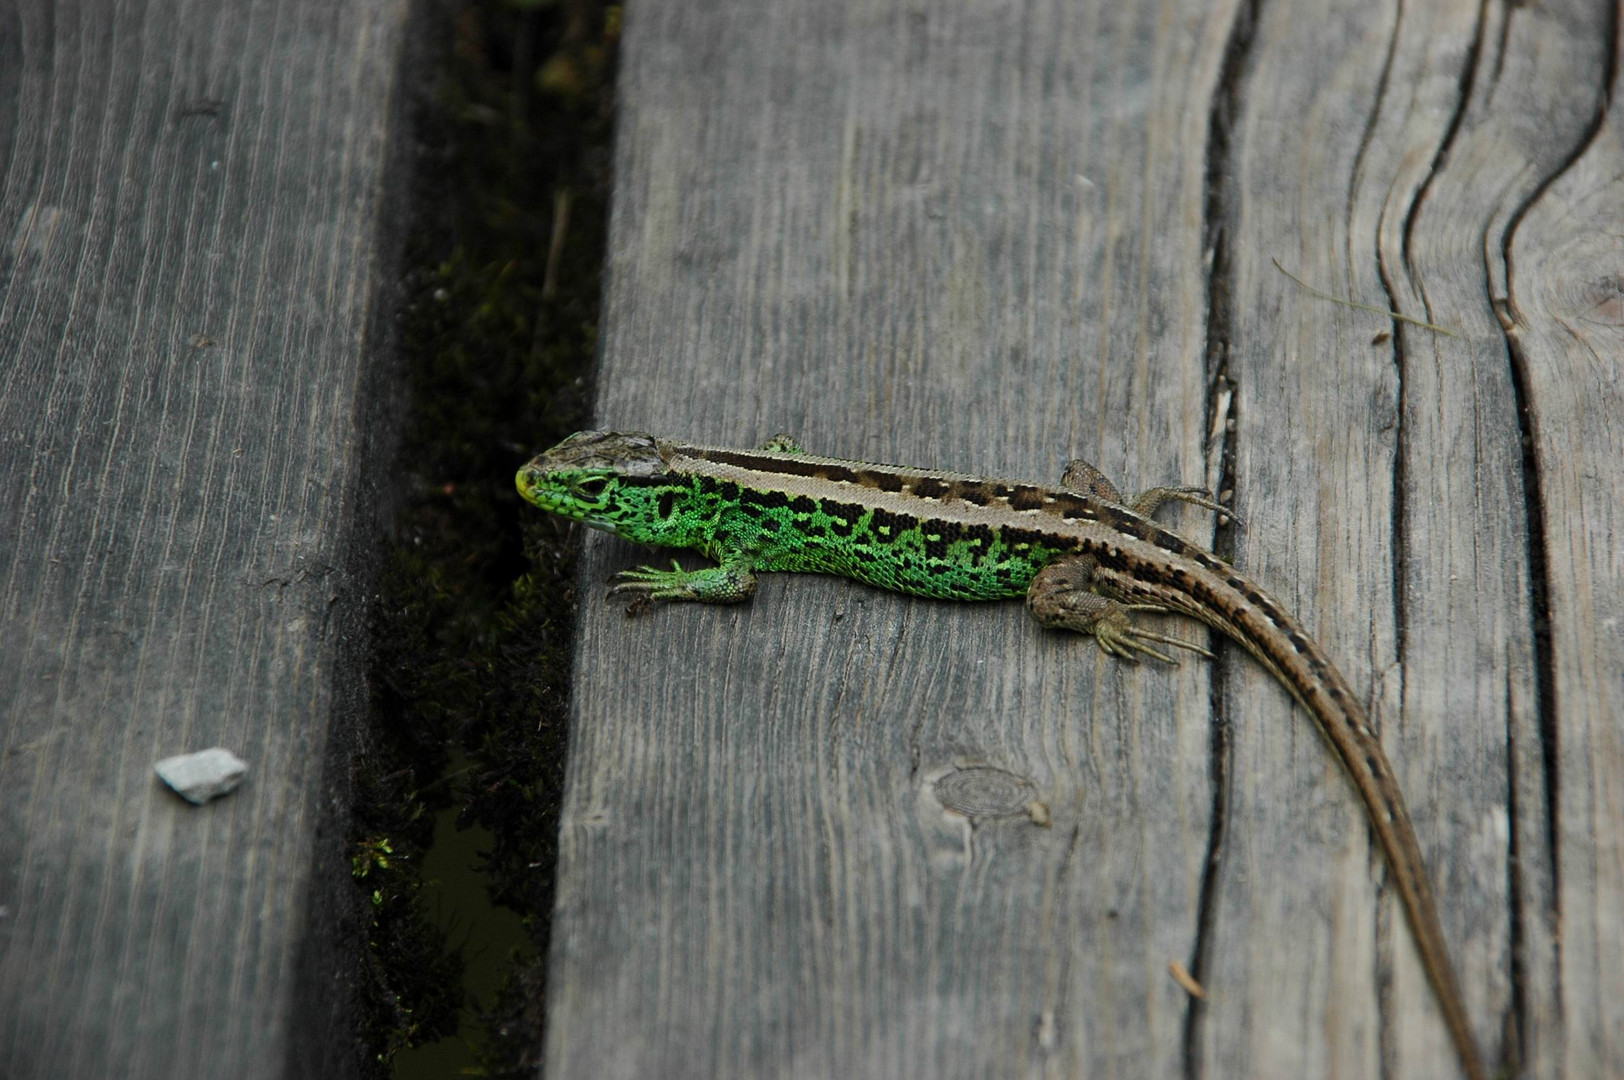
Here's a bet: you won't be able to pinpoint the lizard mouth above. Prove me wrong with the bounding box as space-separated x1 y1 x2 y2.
515 464 609 528
514 463 563 512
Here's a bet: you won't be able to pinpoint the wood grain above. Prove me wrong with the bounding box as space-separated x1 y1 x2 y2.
1199 0 1609 1074
0 0 413 1076
1344 3 1608 1074
1502 19 1624 1073
544 0 1623 1076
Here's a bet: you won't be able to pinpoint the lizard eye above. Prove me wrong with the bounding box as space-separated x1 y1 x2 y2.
573 476 611 499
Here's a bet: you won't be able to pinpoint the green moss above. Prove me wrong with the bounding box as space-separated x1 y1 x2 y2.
350 759 462 1071
350 0 617 1074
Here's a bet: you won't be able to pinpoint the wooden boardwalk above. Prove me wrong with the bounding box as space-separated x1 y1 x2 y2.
3 0 1621 1077
547 1 1623 1078
0 0 415 1076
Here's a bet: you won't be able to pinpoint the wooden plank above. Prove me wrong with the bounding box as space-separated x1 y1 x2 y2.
1196 0 1410 1070
550 2 1229 1077
543 0 1622 1076
1345 2 1609 1073
1501 23 1624 1074
1199 0 1610 1075
0 0 415 1076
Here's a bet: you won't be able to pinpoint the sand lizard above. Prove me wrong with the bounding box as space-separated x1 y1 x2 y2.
517 430 1485 1080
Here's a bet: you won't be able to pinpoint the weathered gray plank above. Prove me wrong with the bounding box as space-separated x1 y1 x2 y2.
551 2 1228 1077
1196 0 1410 1070
1501 25 1624 1073
544 0 1621 1076
1349 2 1608 1073
0 0 414 1076
1197 0 1608 1075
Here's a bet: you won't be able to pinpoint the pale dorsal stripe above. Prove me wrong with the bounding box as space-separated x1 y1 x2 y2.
665 448 1096 537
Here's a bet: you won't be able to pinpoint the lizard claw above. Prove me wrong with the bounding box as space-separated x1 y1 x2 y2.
608 561 689 601
1093 608 1213 664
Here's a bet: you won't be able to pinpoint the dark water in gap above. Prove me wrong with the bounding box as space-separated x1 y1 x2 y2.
392 752 534 1079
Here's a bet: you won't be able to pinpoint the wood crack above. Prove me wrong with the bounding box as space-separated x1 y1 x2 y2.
1186 0 1263 1073
1504 673 1532 1069
1398 0 1492 282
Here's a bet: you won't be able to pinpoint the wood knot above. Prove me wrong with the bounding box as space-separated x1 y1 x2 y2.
1579 272 1624 326
933 766 1044 822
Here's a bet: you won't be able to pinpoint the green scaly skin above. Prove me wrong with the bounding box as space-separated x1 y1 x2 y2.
516 429 1487 1080
515 432 1212 653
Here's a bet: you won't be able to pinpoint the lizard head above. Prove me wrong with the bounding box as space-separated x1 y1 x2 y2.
516 430 678 540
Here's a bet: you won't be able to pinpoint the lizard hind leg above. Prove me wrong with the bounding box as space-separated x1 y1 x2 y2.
1060 459 1125 502
1060 459 1239 526
1026 556 1212 663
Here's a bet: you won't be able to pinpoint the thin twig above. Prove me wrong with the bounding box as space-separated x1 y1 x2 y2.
542 187 573 302
1168 960 1209 1000
1272 258 1460 338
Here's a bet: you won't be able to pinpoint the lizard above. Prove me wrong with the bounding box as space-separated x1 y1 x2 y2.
516 429 1486 1080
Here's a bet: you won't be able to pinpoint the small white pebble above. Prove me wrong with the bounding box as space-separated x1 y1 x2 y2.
155 747 249 805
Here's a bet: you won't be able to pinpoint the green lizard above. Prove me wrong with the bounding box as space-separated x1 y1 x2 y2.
516 429 1486 1080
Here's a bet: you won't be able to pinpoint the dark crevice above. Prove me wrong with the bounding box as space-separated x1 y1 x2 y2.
1362 0 1410 677
1184 0 1262 1074
1346 0 1405 259
1500 0 1617 327
1494 323 1561 1080
350 2 618 1076
1399 0 1491 280
1380 303 1408 662
1496 296 1566 1080
1182 673 1234 1080
1504 679 1528 1070
1369 66 1409 1080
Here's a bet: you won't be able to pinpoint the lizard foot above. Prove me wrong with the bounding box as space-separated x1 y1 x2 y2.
1090 605 1214 664
610 560 758 604
1026 558 1211 663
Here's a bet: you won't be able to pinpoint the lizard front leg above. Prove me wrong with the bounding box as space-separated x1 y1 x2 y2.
610 558 758 604
759 434 804 454
1026 555 1212 663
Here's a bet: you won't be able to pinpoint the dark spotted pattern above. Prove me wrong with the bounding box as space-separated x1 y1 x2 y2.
953 484 993 506
676 472 1085 600
1008 487 1048 511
